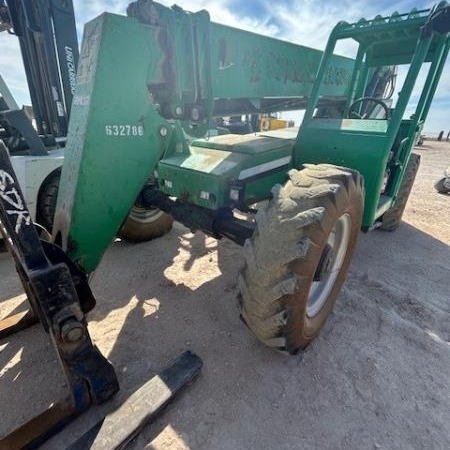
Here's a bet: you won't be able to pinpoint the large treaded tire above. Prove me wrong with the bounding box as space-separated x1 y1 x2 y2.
118 206 173 242
379 153 420 231
239 164 364 354
36 167 61 232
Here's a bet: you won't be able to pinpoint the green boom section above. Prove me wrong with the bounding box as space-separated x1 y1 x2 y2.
208 24 354 100
123 1 355 119
53 4 356 273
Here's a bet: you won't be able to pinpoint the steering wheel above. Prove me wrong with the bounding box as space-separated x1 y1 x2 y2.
348 97 389 120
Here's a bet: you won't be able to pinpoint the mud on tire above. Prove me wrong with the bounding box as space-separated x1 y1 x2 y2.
238 164 364 354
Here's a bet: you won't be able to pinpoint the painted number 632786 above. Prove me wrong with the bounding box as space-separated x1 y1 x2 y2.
105 124 144 136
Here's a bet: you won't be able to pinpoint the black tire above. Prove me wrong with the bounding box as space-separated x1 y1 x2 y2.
36 167 61 232
0 232 6 252
118 206 173 242
239 164 364 354
434 177 450 194
379 153 420 231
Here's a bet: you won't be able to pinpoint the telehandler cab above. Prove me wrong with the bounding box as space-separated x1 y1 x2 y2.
0 0 449 447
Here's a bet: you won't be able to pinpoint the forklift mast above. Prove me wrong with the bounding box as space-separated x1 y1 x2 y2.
0 0 79 140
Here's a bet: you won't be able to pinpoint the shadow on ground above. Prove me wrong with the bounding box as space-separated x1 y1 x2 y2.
1 219 449 449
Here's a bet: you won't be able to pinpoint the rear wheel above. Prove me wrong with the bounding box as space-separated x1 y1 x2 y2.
379 153 420 231
118 205 173 242
239 164 364 354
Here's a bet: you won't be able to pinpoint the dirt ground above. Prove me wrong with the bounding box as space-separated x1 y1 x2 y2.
1 141 449 450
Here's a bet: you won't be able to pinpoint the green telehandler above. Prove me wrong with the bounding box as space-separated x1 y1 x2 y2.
0 0 449 447
53 0 449 351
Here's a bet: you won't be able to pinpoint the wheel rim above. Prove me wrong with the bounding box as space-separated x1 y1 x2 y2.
306 213 352 318
128 205 165 224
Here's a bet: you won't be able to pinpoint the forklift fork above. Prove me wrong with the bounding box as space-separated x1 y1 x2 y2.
0 141 202 449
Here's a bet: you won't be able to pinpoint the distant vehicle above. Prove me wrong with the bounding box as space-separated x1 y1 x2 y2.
435 166 450 194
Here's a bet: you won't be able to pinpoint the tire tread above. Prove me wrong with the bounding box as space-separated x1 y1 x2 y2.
239 164 364 353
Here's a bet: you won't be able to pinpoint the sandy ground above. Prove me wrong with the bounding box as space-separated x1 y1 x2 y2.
1 141 449 449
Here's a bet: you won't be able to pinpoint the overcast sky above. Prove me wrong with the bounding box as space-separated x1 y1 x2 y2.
1 0 449 133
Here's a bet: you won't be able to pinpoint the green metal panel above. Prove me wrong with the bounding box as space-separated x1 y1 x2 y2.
191 134 292 154
157 147 246 209
157 134 294 209
208 24 354 99
294 120 391 225
125 0 355 125
53 13 172 272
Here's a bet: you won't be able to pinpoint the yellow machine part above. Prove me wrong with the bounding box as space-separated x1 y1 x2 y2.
260 117 290 131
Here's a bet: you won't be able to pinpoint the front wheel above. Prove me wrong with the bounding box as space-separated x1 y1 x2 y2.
239 165 364 354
